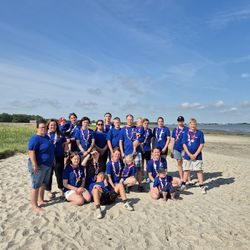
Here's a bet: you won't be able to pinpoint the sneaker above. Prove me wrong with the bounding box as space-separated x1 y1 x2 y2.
124 202 134 211
200 185 207 194
180 184 186 191
95 208 103 219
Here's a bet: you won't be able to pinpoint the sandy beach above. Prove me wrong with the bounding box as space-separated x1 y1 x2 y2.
0 133 250 250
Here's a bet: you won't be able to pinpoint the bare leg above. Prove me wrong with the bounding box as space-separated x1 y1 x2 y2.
82 189 92 202
162 191 167 201
150 186 160 200
177 159 183 181
68 193 85 206
92 188 102 206
115 183 127 201
137 169 142 186
183 170 190 183
31 188 44 212
197 171 203 185
38 185 46 206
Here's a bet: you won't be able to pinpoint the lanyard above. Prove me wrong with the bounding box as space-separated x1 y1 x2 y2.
156 127 164 142
125 126 135 141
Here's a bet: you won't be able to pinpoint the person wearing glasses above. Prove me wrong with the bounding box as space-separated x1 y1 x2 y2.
28 120 55 212
94 119 108 168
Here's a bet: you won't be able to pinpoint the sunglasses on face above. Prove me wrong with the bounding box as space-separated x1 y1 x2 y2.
97 123 103 126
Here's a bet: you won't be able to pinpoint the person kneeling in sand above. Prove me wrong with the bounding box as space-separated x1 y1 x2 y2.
120 154 137 193
63 152 91 205
148 147 181 199
89 172 118 219
106 149 134 211
153 168 180 201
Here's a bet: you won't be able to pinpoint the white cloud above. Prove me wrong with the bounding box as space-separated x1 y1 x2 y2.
241 73 249 78
181 102 205 109
215 100 225 108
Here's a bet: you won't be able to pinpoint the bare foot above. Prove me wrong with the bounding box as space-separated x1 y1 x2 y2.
32 206 45 212
37 200 47 206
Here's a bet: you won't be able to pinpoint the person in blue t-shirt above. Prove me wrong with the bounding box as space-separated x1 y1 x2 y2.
28 120 55 212
181 118 206 194
88 171 117 219
148 147 181 200
76 117 95 157
153 117 170 159
153 168 179 201
63 152 91 205
142 118 153 169
106 148 134 211
170 116 189 182
94 120 108 167
65 113 79 152
45 119 66 199
107 117 121 156
120 154 136 193
119 114 145 192
103 112 113 133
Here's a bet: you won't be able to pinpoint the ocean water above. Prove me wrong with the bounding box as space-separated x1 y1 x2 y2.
167 124 250 134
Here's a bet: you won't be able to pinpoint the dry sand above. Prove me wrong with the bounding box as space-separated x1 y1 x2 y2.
0 134 250 250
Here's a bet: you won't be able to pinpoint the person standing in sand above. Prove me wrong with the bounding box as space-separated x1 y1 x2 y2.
181 118 206 194
119 114 145 192
170 116 188 182
152 117 171 159
28 120 55 212
45 119 66 199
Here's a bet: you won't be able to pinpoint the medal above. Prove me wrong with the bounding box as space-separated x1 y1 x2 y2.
175 127 184 141
72 166 82 185
112 161 122 177
143 128 149 144
47 131 58 145
187 129 197 146
156 127 164 142
153 158 163 174
125 126 135 141
121 163 134 178
81 128 90 146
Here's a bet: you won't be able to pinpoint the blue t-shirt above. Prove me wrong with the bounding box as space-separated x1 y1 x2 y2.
67 122 79 139
147 158 167 181
182 129 205 160
153 126 170 150
63 164 85 192
106 160 124 184
119 126 145 155
153 176 173 191
171 126 188 152
121 163 135 179
59 124 69 137
106 127 121 149
88 181 110 196
75 128 95 151
94 131 107 148
47 132 66 157
143 128 153 152
104 123 113 133
28 134 55 167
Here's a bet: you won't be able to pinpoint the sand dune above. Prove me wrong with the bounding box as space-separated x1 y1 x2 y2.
0 134 250 250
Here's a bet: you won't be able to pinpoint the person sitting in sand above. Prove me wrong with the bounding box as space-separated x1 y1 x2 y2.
81 149 103 189
181 118 206 194
148 148 181 200
28 119 55 212
89 171 118 219
106 148 134 211
153 168 179 201
120 154 136 193
63 152 91 205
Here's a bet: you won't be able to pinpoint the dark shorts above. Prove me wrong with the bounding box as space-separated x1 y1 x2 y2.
28 160 52 189
142 151 151 161
100 190 118 205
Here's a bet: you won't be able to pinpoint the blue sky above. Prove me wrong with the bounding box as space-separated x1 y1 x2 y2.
0 0 249 123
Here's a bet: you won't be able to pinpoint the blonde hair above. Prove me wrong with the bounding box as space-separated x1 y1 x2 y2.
125 154 134 164
189 118 197 124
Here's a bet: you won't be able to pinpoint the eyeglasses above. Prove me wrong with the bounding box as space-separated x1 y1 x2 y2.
97 124 103 126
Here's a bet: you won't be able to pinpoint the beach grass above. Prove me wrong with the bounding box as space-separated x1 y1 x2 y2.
0 124 35 159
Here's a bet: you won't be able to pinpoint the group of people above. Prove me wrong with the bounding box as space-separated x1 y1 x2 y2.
27 112 206 219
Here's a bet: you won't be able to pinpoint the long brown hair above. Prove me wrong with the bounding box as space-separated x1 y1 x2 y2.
47 119 60 136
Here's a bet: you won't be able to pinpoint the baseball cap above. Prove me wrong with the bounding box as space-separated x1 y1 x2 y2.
177 116 184 122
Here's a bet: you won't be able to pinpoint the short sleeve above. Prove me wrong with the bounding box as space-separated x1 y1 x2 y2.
106 129 112 140
106 161 112 175
153 178 159 187
147 160 153 173
165 127 170 137
28 136 39 151
119 129 124 141
200 131 205 144
63 165 70 180
171 128 176 139
182 133 188 145
75 129 80 140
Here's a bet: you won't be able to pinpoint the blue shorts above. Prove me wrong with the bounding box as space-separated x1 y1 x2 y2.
28 160 52 189
173 149 184 161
